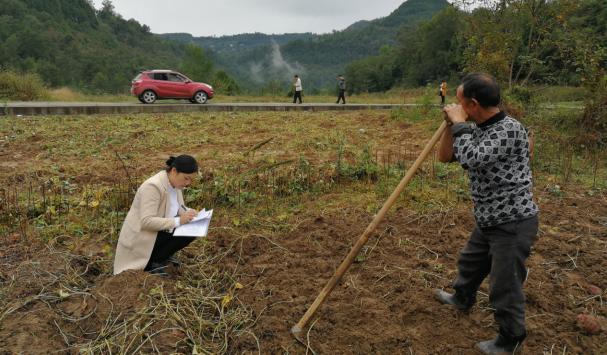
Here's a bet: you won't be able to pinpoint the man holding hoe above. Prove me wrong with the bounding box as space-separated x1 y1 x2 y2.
436 73 539 354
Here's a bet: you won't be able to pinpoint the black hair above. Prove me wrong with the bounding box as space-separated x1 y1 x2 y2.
461 73 501 108
294 74 299 77
165 155 198 173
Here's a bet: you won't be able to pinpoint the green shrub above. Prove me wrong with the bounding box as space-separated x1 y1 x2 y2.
502 87 529 118
213 70 241 96
581 83 607 138
507 86 533 104
0 70 49 101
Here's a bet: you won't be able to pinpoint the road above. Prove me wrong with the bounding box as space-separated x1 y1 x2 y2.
1 101 424 116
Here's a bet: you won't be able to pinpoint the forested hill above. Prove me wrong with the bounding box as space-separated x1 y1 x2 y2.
0 0 447 94
161 0 449 92
0 0 185 93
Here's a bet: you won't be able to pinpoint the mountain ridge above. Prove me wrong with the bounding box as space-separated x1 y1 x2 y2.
160 0 450 91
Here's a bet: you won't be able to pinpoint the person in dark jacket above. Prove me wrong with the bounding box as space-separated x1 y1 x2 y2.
436 73 539 355
336 75 346 104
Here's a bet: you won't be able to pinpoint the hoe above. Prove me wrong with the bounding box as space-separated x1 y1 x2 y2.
291 120 449 340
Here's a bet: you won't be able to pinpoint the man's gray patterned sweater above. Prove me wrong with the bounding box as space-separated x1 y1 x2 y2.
451 111 539 227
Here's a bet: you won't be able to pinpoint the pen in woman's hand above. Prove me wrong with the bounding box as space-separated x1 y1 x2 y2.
180 205 196 224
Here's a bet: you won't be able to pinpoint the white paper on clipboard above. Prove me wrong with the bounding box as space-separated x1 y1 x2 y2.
173 209 213 237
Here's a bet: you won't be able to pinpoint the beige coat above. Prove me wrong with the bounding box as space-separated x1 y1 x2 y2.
113 170 185 275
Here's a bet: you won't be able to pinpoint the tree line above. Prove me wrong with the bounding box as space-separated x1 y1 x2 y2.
0 0 238 95
345 0 606 96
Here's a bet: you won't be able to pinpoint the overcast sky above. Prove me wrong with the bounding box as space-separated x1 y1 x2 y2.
91 0 418 37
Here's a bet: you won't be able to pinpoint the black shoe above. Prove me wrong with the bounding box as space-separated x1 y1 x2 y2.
434 289 470 311
145 261 169 277
476 335 523 354
167 256 181 267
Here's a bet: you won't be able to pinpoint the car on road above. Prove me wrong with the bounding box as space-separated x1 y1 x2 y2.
131 70 214 104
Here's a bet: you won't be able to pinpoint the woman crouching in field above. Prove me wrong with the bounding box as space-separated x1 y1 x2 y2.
113 155 199 276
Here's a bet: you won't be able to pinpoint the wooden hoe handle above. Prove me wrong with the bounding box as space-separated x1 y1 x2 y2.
291 120 449 337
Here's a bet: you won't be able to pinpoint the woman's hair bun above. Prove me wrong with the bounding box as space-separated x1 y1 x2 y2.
166 156 176 167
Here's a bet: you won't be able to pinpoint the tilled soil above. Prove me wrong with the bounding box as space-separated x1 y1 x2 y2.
1 189 606 354
217 191 607 354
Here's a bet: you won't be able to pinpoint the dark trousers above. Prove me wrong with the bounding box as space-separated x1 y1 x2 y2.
336 89 346 104
293 90 302 103
145 230 195 269
453 215 538 342
440 94 445 105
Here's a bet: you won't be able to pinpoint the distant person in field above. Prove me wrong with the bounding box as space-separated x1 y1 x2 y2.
293 74 303 104
336 74 346 104
113 155 200 276
436 73 539 354
439 80 447 105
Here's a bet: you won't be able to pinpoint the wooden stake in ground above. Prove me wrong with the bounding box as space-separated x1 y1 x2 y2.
291 120 449 338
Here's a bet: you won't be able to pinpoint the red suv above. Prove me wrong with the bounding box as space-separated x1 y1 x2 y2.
131 70 214 104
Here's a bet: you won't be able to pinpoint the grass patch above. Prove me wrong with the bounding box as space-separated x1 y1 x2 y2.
48 87 134 102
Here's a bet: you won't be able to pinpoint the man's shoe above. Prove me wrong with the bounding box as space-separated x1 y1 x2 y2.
476 336 522 354
434 289 470 311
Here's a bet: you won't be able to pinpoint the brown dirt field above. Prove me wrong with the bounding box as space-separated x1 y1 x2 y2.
1 111 606 353
216 190 607 354
1 188 606 354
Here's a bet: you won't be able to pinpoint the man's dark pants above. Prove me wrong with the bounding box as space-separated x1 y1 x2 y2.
336 89 346 104
293 91 302 103
145 231 195 269
453 215 539 343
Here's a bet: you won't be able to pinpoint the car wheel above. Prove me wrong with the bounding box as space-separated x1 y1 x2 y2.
141 90 157 104
193 91 208 104
138 96 146 104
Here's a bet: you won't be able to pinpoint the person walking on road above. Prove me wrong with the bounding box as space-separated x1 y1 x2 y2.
293 75 303 104
440 80 448 105
436 73 539 355
336 75 346 104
